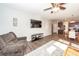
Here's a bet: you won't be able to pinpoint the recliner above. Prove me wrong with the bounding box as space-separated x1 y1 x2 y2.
0 32 27 56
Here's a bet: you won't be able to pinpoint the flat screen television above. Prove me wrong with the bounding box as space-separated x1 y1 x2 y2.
31 19 42 28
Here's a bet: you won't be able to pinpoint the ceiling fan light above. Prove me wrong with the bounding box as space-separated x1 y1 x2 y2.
53 7 59 12
70 21 75 23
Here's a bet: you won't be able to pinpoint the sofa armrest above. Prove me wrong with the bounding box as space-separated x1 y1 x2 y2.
17 37 27 40
17 36 27 46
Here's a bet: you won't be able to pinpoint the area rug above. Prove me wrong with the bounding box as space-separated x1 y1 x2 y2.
25 39 68 56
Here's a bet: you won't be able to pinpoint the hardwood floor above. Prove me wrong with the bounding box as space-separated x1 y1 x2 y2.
26 34 79 54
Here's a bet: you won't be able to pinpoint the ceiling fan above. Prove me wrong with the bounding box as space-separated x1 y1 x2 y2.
44 3 66 13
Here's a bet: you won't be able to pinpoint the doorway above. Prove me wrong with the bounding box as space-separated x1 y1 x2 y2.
58 21 65 35
52 24 53 35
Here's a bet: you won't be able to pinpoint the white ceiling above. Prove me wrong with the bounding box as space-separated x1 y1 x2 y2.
2 3 79 20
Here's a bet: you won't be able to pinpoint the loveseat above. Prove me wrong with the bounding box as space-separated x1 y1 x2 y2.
0 32 27 56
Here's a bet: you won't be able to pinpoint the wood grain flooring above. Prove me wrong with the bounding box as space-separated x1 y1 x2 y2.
25 34 79 54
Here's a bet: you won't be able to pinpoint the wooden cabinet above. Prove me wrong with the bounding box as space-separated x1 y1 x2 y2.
58 22 63 27
58 30 64 34
76 36 79 43
76 32 79 42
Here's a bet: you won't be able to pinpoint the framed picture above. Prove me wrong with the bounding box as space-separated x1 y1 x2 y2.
13 17 18 27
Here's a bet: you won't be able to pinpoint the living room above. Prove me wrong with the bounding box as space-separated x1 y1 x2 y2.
0 3 53 41
0 3 79 56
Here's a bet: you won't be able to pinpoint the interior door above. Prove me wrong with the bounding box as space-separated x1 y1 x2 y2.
52 24 53 35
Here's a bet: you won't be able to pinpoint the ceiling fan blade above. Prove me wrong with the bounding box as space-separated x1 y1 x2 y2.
51 3 56 7
44 7 52 11
59 6 66 10
59 3 66 5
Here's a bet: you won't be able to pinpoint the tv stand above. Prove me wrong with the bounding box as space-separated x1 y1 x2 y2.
31 33 43 41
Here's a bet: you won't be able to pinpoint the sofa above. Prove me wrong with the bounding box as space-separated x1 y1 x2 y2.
0 32 27 56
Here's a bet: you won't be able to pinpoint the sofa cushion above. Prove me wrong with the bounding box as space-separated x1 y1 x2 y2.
1 32 17 43
2 42 26 55
0 37 5 49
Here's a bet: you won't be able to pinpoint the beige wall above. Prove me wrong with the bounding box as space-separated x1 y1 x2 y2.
52 20 58 34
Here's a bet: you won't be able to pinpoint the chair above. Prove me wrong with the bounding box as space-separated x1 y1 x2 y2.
64 42 79 56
